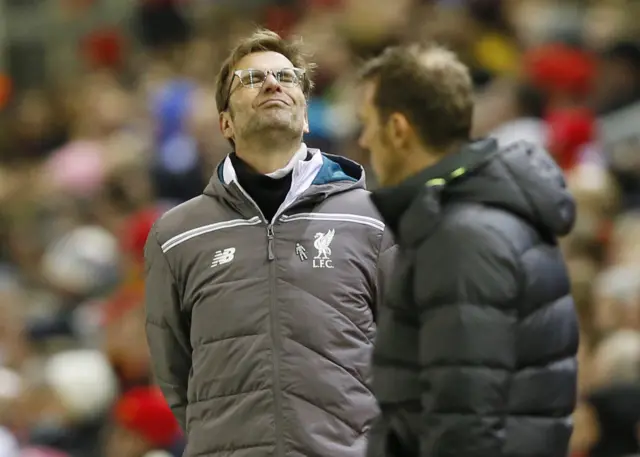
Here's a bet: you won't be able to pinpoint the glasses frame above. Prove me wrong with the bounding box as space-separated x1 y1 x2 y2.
221 67 306 111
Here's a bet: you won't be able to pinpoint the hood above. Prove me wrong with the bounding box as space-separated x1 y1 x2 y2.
447 138 575 237
203 147 365 214
371 138 575 240
309 152 364 196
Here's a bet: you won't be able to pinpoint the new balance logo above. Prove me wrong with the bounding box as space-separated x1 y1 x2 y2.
211 248 236 267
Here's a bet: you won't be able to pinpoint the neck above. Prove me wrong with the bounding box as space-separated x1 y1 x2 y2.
386 147 439 186
234 137 302 174
387 140 466 186
395 154 438 184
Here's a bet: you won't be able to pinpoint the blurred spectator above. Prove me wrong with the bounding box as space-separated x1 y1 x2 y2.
148 79 210 204
5 90 68 164
104 387 180 457
18 350 118 457
0 426 19 457
103 297 150 390
571 330 640 457
0 283 30 371
468 0 521 84
473 77 548 147
81 29 127 72
586 384 640 457
591 41 640 115
607 212 640 265
564 163 619 261
524 42 596 109
593 269 640 337
0 75 11 112
118 207 163 273
133 0 192 52
546 107 596 171
591 331 640 387
40 225 120 299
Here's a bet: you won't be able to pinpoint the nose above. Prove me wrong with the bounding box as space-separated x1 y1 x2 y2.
261 72 283 93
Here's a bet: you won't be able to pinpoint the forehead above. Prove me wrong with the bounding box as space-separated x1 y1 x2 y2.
234 51 294 71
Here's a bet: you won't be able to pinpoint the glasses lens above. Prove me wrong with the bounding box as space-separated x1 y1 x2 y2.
276 69 300 86
239 69 266 87
237 68 304 88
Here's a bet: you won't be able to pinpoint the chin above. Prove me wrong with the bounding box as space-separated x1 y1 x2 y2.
252 113 288 126
248 124 302 140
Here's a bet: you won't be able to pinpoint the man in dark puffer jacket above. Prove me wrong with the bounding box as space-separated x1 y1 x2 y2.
356 43 579 457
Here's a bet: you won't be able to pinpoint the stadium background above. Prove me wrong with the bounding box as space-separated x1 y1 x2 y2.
0 0 639 456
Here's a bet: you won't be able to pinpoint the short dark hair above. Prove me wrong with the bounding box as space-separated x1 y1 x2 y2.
215 29 316 113
359 43 474 151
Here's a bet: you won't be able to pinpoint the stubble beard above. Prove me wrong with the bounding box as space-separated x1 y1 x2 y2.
237 109 303 144
377 132 404 187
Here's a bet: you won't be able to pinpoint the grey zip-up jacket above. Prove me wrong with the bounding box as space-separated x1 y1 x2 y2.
144 146 396 457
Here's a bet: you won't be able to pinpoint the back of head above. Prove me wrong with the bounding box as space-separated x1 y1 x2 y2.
358 42 474 151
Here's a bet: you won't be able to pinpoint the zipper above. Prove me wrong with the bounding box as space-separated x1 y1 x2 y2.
267 225 275 260
268 235 284 457
231 183 274 259
230 181 285 456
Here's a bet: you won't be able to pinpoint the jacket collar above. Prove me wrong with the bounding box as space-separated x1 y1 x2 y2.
207 144 325 221
221 143 311 184
370 138 497 241
204 144 365 221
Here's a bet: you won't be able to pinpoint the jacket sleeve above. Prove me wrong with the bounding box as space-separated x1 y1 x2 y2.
375 228 398 321
413 222 520 457
144 226 192 432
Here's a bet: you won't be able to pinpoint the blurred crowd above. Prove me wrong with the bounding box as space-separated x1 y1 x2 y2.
0 0 640 456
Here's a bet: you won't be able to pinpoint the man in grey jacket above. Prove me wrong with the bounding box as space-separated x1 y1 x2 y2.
144 29 395 457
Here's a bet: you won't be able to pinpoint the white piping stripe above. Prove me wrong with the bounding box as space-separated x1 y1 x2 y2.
280 213 385 231
161 217 262 253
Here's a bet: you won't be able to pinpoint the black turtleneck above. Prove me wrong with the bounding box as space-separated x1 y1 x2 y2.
229 153 293 221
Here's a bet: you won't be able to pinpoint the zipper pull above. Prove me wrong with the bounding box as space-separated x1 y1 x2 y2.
267 226 275 260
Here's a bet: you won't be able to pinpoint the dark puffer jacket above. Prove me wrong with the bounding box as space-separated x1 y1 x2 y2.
367 139 579 457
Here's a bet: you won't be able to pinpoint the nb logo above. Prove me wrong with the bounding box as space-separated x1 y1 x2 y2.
211 248 236 267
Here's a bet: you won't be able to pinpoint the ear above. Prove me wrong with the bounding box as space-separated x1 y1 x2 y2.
219 111 234 141
387 112 411 150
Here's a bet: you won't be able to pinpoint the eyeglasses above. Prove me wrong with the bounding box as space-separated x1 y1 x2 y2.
222 67 306 111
